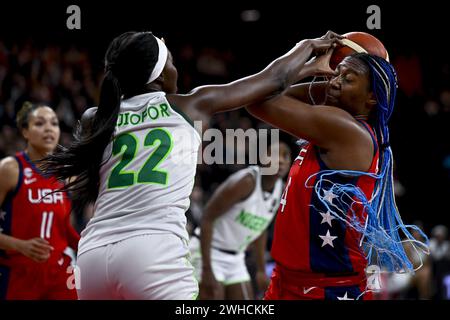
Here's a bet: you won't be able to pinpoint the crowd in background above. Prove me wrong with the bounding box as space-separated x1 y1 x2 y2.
1 38 449 300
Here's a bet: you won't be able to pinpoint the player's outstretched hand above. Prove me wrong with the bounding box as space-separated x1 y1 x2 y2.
319 30 343 40
306 48 337 77
308 30 343 56
16 237 54 263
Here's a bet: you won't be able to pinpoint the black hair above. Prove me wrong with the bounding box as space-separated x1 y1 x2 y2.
41 31 160 213
16 101 47 130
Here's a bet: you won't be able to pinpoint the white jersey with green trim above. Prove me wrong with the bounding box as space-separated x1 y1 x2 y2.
210 166 283 253
78 91 201 255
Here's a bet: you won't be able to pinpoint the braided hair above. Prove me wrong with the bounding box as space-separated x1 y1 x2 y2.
308 53 429 273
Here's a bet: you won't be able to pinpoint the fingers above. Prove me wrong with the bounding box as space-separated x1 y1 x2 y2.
27 246 51 262
31 238 54 251
23 238 53 262
30 245 51 255
317 64 337 77
30 252 50 263
322 30 344 40
312 39 339 55
307 53 337 77
323 47 335 58
30 246 51 259
335 39 346 47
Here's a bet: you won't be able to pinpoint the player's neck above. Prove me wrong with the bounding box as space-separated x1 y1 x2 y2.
25 145 49 163
353 114 369 122
261 174 277 192
123 83 163 99
354 114 369 121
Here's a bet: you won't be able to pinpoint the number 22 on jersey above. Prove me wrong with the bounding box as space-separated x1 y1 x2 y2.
108 128 173 189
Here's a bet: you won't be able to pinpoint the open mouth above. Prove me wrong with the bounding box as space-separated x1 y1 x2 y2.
43 136 55 143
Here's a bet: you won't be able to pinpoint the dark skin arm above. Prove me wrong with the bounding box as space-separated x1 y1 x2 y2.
199 170 256 300
283 50 334 104
246 97 374 171
246 49 374 172
284 81 328 104
167 32 342 124
79 34 341 134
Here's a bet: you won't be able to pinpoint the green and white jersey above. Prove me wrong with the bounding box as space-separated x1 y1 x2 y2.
210 166 283 253
79 92 201 255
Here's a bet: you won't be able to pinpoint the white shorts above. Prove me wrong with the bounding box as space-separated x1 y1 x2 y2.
76 233 198 300
189 237 251 286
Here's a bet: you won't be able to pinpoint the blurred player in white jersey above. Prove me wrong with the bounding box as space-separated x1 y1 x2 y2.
191 142 291 300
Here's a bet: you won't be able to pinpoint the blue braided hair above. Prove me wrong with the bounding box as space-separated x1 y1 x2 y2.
307 53 429 273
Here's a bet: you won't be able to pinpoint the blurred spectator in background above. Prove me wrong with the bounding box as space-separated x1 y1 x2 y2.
374 221 431 300
429 225 450 300
403 222 432 299
430 225 450 262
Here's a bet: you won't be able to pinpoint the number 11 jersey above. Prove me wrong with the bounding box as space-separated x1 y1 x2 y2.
0 151 73 266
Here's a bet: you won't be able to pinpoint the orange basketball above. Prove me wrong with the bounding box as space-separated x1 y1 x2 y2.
330 32 389 70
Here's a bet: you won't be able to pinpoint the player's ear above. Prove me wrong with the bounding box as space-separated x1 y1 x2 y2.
367 92 377 108
21 128 30 141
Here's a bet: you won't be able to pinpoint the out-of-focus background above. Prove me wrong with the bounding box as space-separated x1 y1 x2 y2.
0 1 449 299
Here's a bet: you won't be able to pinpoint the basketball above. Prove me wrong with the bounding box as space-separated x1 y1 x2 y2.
330 32 389 69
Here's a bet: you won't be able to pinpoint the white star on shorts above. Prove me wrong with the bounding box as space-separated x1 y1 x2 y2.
337 292 354 300
319 230 338 247
320 210 336 226
323 189 338 204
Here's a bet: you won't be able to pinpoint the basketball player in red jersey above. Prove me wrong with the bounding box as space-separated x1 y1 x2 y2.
0 102 80 299
246 42 426 299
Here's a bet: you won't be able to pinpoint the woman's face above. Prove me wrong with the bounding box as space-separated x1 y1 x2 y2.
326 56 374 116
22 106 60 154
262 142 292 178
277 142 292 178
162 51 178 94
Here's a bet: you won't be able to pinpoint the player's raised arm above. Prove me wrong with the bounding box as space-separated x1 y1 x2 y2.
167 31 342 119
246 51 375 172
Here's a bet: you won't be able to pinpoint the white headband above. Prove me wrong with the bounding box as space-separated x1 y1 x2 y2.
146 37 168 84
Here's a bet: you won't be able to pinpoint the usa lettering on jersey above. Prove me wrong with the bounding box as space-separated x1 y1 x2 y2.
28 189 64 204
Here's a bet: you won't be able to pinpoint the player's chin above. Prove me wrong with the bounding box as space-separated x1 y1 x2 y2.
40 142 58 153
325 94 339 106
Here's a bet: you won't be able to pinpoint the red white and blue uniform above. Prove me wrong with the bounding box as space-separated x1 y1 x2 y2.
265 121 379 300
0 151 79 300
